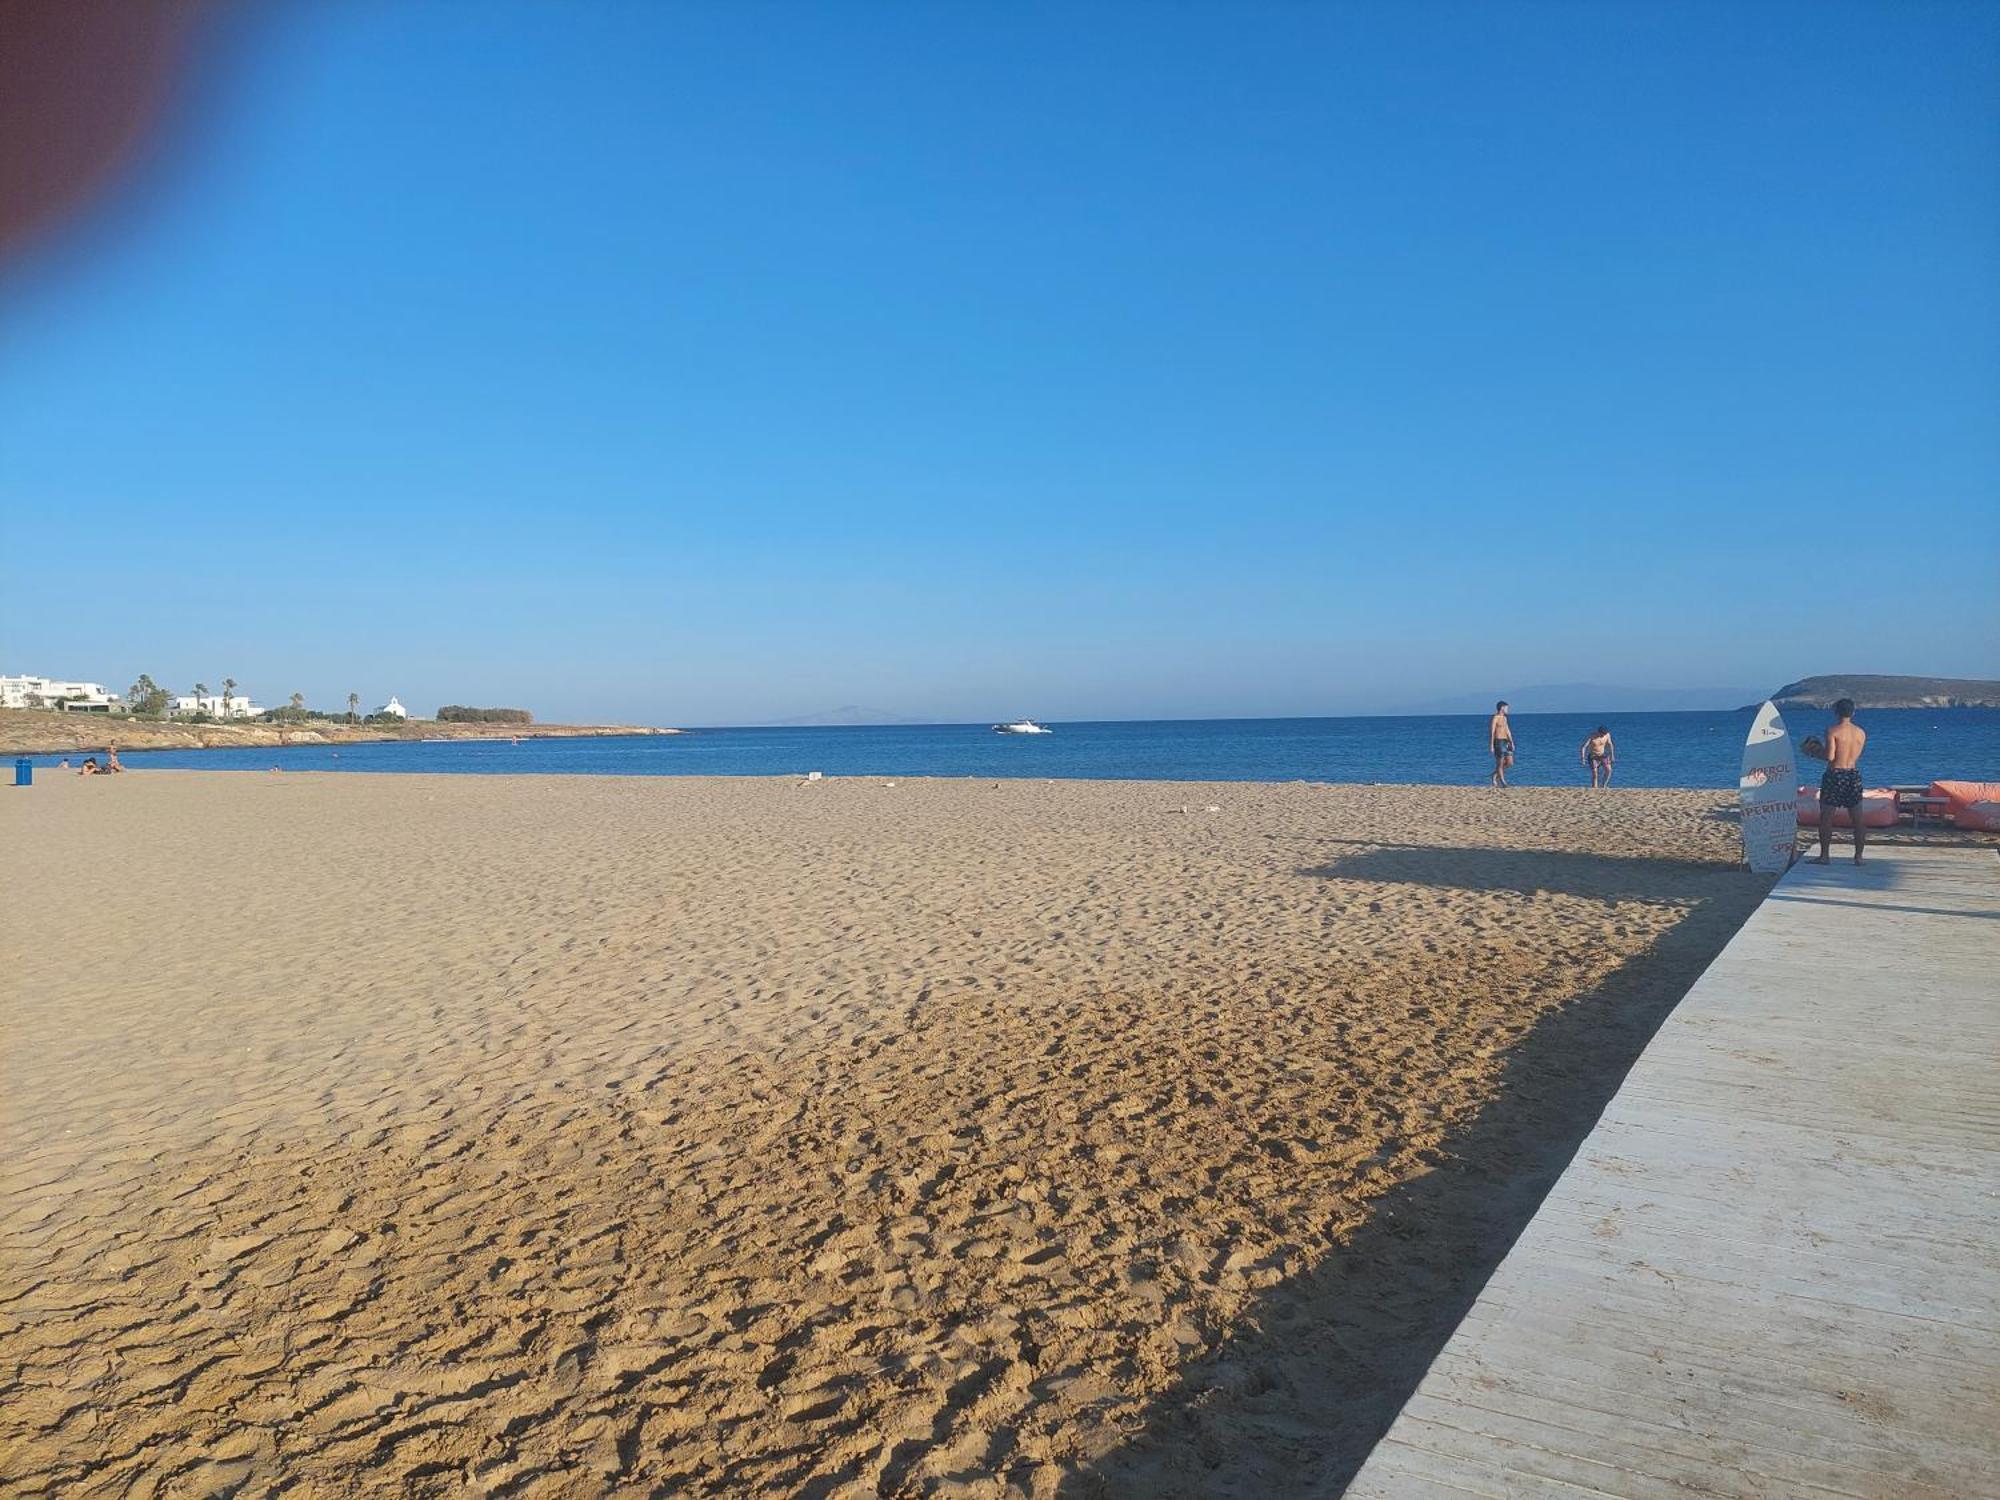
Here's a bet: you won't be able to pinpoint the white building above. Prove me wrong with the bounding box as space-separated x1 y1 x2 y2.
167 694 265 720
0 674 124 712
375 696 409 719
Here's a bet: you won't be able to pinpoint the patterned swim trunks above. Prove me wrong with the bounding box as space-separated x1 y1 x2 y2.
1820 767 1863 810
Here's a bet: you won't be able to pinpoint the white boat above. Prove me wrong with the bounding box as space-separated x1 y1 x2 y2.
992 719 1052 735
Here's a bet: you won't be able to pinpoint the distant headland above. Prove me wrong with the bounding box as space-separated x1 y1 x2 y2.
0 710 678 757
1753 674 2000 711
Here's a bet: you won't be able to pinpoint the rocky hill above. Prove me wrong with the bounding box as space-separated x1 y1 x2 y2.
1762 674 2000 710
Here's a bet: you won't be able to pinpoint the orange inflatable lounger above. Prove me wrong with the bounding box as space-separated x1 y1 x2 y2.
1796 785 1898 829
1929 780 2000 833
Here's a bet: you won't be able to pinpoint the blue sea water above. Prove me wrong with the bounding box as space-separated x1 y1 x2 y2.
37 708 2000 790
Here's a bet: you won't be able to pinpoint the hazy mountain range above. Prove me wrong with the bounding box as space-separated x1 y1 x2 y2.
1398 684 1758 715
764 676 1996 726
763 706 940 727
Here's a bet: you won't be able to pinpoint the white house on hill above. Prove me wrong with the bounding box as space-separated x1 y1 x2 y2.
376 696 408 719
0 674 124 712
167 694 264 720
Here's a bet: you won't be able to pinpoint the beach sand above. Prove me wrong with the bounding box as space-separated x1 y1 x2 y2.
1 773 1767 1497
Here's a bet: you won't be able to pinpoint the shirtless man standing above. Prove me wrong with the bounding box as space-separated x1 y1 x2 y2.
1489 701 1515 787
1580 725 1615 788
1809 698 1868 865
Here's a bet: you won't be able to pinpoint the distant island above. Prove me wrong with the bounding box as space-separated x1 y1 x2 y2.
1755 674 2000 711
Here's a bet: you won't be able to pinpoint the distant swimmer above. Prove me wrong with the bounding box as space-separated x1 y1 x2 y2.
1489 701 1515 787
1806 698 1868 865
1580 725 1615 788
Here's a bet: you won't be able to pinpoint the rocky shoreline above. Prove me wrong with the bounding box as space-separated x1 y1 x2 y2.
0 711 678 756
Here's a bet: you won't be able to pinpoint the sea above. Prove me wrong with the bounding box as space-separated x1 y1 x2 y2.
38 708 2000 791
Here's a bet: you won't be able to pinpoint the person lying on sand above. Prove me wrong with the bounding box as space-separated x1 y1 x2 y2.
1803 698 1868 865
77 757 100 775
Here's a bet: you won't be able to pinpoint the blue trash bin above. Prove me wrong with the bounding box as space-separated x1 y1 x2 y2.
13 757 31 787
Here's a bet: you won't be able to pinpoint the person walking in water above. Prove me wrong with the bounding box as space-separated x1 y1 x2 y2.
1579 725 1615 788
1489 701 1515 787
1807 698 1868 865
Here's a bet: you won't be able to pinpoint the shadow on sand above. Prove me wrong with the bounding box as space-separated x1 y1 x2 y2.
1058 845 1772 1499
1297 840 1737 903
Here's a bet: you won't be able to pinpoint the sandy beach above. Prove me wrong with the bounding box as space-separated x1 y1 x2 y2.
1 772 1770 1497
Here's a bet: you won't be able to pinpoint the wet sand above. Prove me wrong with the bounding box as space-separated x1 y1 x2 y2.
0 773 1768 1497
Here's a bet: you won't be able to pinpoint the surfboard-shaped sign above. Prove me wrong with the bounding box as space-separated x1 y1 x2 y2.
1739 700 1798 872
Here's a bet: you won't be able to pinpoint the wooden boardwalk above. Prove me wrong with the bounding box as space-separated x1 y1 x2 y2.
1347 845 2000 1499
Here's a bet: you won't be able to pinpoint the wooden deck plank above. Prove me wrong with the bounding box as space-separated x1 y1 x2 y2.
1347 846 2000 1498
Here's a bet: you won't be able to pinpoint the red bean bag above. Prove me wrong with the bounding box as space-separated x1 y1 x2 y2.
1930 780 2000 832
1796 785 1898 829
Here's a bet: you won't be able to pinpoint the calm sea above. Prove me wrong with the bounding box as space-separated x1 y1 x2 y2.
44 709 2000 790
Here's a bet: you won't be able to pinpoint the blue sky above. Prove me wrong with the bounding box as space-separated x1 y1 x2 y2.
3 0 1995 723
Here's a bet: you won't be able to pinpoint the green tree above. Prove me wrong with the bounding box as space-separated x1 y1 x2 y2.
289 691 306 712
222 677 237 718
347 691 359 723
127 674 169 716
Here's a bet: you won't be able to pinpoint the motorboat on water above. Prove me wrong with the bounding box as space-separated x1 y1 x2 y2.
992 719 1052 735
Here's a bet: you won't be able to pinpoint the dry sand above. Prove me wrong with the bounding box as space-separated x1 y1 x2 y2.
1 772 1769 1498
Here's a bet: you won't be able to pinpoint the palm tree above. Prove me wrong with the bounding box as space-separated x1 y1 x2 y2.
222 678 237 719
192 682 208 719
347 691 360 724
289 692 306 713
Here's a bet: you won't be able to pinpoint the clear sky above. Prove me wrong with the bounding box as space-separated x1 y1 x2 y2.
3 0 1995 724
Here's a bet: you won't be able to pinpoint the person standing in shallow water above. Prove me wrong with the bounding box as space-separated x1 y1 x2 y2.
1580 725 1615 788
1807 698 1868 865
1489 701 1515 787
